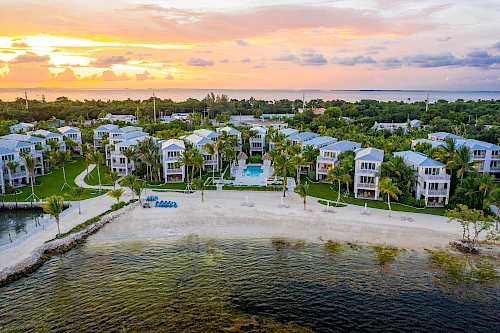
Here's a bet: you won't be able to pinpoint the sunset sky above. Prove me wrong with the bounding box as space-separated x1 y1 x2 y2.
1 0 499 90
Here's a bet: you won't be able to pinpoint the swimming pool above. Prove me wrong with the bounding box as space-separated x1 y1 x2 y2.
244 165 264 177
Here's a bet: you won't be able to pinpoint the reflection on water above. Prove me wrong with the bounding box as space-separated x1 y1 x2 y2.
0 210 47 246
0 237 499 332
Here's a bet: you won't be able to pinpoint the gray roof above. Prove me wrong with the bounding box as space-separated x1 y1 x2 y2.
322 140 361 152
428 132 464 140
355 147 384 162
0 147 19 155
159 139 185 151
29 130 63 139
456 139 500 150
279 128 299 137
302 136 337 147
217 127 241 136
58 126 81 134
394 150 444 167
288 132 318 142
1 134 45 144
182 134 213 146
194 129 220 139
95 124 119 131
112 131 149 141
0 139 34 149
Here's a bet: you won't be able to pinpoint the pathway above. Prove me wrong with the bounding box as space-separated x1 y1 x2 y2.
74 164 121 190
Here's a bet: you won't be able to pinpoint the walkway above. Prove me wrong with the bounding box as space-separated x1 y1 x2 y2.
74 164 121 190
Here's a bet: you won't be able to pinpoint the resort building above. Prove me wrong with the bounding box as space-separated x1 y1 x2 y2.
316 141 361 181
288 132 318 146
159 139 185 183
0 147 27 192
108 131 151 175
0 139 44 177
411 138 447 149
93 124 119 148
249 126 267 155
372 119 421 133
216 127 242 151
354 147 384 200
28 130 67 151
9 123 34 134
427 132 463 141
98 113 138 124
0 134 47 150
193 129 221 142
259 114 295 120
181 134 219 171
301 136 337 150
57 126 82 146
268 128 299 151
394 150 451 206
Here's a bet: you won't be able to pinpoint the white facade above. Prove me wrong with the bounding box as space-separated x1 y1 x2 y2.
0 140 45 191
216 126 242 151
316 141 361 181
394 150 451 207
249 126 268 155
108 131 150 175
193 129 220 142
10 123 34 134
58 126 82 146
182 134 219 171
28 130 67 151
99 113 138 124
288 132 318 146
354 148 384 200
301 136 337 150
159 139 185 183
373 119 421 133
93 124 118 148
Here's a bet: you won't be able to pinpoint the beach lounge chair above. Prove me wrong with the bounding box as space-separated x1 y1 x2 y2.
285 204 289 208
360 209 365 215
249 203 254 207
278 203 283 208
173 202 178 208
366 210 372 215
329 206 334 213
401 215 406 221
323 207 328 212
408 215 413 222
241 201 246 206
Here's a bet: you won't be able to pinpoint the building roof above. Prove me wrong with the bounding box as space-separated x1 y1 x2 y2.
261 114 294 119
428 132 464 140
456 139 500 150
216 126 241 136
394 150 444 167
302 136 336 147
194 129 221 139
159 139 185 151
409 119 421 127
0 147 19 155
288 132 318 142
322 140 361 152
251 126 268 134
182 134 213 146
279 128 299 137
1 134 45 144
109 126 143 134
412 138 445 148
237 151 248 160
29 130 63 139
101 113 136 119
57 126 81 134
355 147 384 162
111 131 149 142
0 139 34 149
95 124 119 131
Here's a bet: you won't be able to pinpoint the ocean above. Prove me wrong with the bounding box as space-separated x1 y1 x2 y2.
1 88 500 103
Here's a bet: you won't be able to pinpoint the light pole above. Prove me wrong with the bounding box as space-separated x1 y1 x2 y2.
153 90 156 122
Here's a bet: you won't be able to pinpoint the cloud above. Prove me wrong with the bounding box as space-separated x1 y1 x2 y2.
195 50 212 53
89 55 130 68
52 68 77 82
9 52 50 64
491 42 500 51
1 50 16 54
374 57 402 70
219 59 229 63
402 52 459 68
51 49 62 52
102 70 130 81
331 55 376 66
165 74 174 80
0 52 51 82
437 37 452 42
235 39 249 46
187 57 214 66
253 63 266 68
11 42 29 48
240 58 251 63
125 51 134 55
365 46 387 55
136 71 155 81
300 50 327 66
336 48 353 53
271 54 299 62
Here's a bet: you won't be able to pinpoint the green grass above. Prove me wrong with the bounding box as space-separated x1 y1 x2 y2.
306 180 446 216
83 163 112 186
1 158 105 202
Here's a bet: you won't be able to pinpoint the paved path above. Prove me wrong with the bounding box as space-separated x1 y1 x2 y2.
74 164 121 190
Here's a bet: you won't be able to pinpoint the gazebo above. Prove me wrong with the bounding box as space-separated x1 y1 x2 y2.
262 153 272 167
237 152 248 173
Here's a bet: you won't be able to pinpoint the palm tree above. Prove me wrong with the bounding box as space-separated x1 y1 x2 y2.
5 161 19 186
106 171 120 189
132 181 144 204
22 154 40 201
107 188 124 203
342 173 353 196
434 138 458 180
271 151 294 197
47 140 61 152
379 177 402 217
122 146 136 175
81 144 94 179
50 150 73 190
177 149 194 182
203 142 217 181
479 174 496 197
89 150 104 193
294 182 309 210
289 155 311 185
326 166 344 204
453 146 477 182
302 145 320 171
70 186 85 214
121 174 137 199
191 177 206 202
192 149 205 178
215 135 227 172
41 195 64 236
486 188 500 231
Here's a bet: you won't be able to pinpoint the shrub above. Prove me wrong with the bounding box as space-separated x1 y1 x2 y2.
111 201 127 211
248 155 262 164
398 192 415 206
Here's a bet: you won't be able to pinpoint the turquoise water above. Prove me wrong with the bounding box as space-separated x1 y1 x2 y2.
244 165 264 177
0 210 47 246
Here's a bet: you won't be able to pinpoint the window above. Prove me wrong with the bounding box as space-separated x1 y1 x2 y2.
424 168 440 175
361 162 375 170
359 176 374 184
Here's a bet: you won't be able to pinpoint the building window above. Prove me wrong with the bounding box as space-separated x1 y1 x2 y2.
361 162 375 170
359 176 374 184
424 168 440 175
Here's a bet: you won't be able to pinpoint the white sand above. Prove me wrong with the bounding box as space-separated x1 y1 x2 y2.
97 190 463 251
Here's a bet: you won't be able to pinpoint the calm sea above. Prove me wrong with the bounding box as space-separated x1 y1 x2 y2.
1 88 500 103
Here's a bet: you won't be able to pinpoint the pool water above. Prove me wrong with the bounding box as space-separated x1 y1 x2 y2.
244 165 264 177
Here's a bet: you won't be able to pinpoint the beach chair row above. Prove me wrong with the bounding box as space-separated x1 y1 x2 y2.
155 201 178 208
146 196 158 201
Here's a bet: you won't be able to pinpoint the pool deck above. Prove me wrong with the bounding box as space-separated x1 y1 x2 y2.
233 164 272 186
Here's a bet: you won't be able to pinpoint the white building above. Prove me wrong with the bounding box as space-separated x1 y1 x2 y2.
394 150 451 206
159 139 185 183
427 132 463 141
193 129 220 142
354 147 384 200
57 126 82 146
99 113 137 124
108 131 150 175
216 127 242 152
0 147 27 192
181 134 219 171
249 126 268 155
372 119 421 133
0 139 44 185
301 136 337 150
1 134 47 150
288 132 318 146
316 141 361 181
9 123 34 134
93 124 119 148
28 130 67 151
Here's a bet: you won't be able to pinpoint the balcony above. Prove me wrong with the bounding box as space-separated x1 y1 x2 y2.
317 156 337 162
317 168 330 174
166 168 183 174
421 174 450 181
491 154 500 159
204 160 217 165
490 167 500 171
9 171 27 179
111 162 128 168
357 183 377 189
164 156 180 161
427 189 448 196
473 154 486 159
357 169 377 174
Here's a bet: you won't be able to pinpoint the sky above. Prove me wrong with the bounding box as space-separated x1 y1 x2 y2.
0 0 500 90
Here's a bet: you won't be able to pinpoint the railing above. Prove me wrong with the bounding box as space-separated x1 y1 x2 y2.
204 160 216 165
357 169 376 174
427 189 448 196
473 154 486 159
111 162 127 168
490 167 500 171
317 156 337 162
491 155 500 159
357 183 376 189
421 174 450 181
166 168 182 174
163 156 179 161
317 168 330 174
10 171 27 178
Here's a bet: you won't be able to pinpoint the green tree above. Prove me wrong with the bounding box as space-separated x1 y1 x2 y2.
479 174 496 197
289 154 311 185
41 195 64 236
326 166 344 204
446 204 493 252
302 145 320 171
294 182 309 210
203 142 217 181
106 171 120 189
89 150 104 193
70 186 85 214
453 146 477 182
4 160 19 186
22 154 40 201
379 177 402 217
80 143 94 180
121 174 137 200
107 188 124 203
191 177 206 202
271 151 294 197
50 149 73 190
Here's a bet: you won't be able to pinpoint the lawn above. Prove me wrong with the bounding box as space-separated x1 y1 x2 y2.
84 163 112 186
306 180 446 216
1 157 105 202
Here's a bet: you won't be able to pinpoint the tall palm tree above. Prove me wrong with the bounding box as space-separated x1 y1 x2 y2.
47 140 61 152
289 155 311 185
107 188 124 203
453 146 477 182
70 186 85 214
122 146 136 175
379 177 402 217
89 150 104 194
294 182 309 210
51 149 73 190
41 195 64 236
215 135 228 172
203 142 217 181
121 174 137 200
486 188 500 231
302 145 320 171
342 173 353 196
192 177 206 202
193 149 205 178
106 171 120 189
479 174 496 197
81 144 94 179
5 161 19 186
326 166 344 204
22 154 40 201
177 149 195 183
271 151 294 197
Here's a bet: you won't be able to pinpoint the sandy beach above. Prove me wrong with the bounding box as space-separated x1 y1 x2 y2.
97 190 463 251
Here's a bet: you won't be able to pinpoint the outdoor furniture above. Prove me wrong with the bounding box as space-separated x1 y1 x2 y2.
241 201 246 206
401 215 406 221
408 215 413 222
360 209 365 215
278 203 283 208
329 206 334 213
248 202 254 207
366 210 372 215
285 204 289 208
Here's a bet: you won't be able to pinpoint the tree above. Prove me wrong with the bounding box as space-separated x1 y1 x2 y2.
203 142 217 182
379 177 402 217
4 160 19 186
271 151 294 197
122 146 136 175
41 195 64 236
479 174 495 197
22 154 40 201
121 174 137 200
106 171 120 189
434 138 458 182
191 177 206 202
302 145 320 171
81 144 94 179
177 148 195 182
486 188 500 231
89 150 104 194
326 166 344 204
446 204 493 252
453 145 476 182
50 149 73 190
107 188 124 203
132 181 144 204
289 155 311 184
70 186 85 214
294 182 309 210
192 149 205 179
